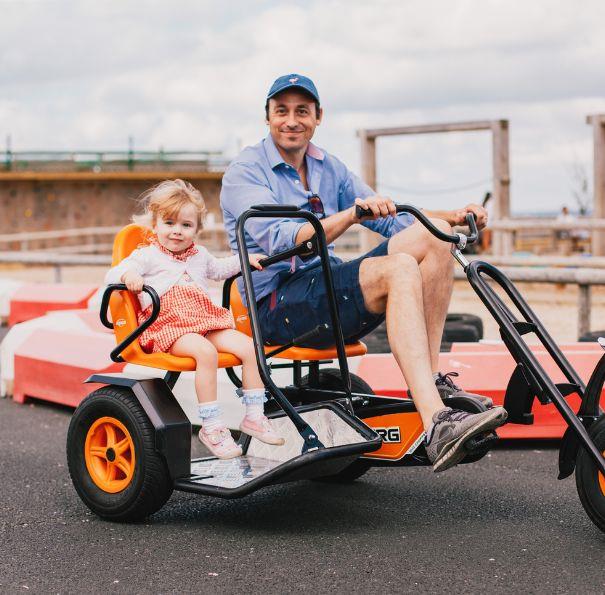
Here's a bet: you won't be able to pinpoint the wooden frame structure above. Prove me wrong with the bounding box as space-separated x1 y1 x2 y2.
358 120 510 253
588 114 605 255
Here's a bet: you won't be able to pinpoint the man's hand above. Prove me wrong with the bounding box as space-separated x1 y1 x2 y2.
352 196 397 221
449 203 488 230
248 253 266 270
121 269 144 293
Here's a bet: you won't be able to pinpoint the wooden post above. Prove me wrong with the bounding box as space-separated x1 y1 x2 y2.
358 129 382 252
588 115 605 256
578 284 591 338
491 120 511 256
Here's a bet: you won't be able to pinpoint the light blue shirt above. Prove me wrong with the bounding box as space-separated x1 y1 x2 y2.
220 134 415 303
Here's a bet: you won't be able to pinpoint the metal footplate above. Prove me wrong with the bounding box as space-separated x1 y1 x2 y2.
174 402 382 497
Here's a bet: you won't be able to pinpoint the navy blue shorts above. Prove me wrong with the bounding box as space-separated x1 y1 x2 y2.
257 240 389 348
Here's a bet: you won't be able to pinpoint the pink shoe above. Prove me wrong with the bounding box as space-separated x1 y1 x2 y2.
198 427 242 459
239 415 285 446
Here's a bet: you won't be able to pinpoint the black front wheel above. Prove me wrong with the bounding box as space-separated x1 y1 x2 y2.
575 415 605 533
66 386 173 522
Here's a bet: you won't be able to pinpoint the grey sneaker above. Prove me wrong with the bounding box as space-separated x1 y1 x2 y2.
425 406 507 473
435 372 494 409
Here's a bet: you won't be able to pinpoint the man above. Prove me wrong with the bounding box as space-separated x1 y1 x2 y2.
221 74 507 472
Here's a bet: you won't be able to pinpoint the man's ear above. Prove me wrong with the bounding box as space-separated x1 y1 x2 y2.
316 107 323 125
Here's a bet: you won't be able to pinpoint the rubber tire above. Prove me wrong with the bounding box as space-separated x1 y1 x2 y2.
442 322 480 343
301 368 374 482
66 386 173 522
446 313 484 338
578 330 605 343
575 415 605 533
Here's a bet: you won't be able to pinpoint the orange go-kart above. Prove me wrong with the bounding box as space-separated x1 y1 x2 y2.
66 204 605 534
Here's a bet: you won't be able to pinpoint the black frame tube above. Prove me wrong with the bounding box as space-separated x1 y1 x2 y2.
355 204 479 245
236 206 351 450
465 260 605 475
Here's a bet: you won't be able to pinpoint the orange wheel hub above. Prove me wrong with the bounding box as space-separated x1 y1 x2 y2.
85 417 136 493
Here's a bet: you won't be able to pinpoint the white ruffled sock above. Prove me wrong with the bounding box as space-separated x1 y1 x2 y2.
198 401 225 433
241 389 266 421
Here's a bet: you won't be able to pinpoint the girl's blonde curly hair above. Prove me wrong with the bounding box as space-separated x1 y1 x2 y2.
133 179 207 236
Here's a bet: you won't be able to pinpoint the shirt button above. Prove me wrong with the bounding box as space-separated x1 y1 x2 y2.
294 180 300 185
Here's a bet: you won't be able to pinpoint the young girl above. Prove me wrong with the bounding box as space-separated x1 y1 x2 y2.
105 179 284 459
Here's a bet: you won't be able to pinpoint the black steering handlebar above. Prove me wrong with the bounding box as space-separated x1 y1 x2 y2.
354 203 479 246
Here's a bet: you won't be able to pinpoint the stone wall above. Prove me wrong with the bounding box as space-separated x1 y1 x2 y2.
0 172 223 234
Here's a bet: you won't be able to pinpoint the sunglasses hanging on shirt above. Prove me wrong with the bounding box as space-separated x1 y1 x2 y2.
307 193 325 219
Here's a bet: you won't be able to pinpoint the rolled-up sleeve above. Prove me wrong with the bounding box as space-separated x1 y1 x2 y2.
221 162 305 255
338 169 415 238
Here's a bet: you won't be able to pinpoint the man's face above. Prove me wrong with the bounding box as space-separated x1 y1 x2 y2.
266 90 322 155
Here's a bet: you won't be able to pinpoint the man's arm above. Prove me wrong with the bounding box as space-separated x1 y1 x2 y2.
294 207 356 244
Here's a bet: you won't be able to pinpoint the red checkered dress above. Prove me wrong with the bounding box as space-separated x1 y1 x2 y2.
137 240 235 354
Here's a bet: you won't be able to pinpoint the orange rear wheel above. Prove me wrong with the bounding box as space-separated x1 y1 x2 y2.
85 416 136 493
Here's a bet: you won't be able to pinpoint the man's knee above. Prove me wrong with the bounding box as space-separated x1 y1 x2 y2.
380 253 422 288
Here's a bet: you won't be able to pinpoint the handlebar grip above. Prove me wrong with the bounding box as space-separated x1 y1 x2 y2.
355 205 373 219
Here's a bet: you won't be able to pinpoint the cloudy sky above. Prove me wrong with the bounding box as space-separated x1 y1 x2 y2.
1 0 604 213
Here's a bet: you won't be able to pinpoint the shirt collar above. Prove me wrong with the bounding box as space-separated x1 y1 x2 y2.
149 235 198 262
264 134 324 170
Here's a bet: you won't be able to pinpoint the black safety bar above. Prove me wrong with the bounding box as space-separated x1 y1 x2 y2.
100 284 161 363
466 260 605 476
355 204 479 245
236 204 354 452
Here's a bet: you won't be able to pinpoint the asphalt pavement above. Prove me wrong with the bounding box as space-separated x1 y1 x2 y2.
1 396 604 594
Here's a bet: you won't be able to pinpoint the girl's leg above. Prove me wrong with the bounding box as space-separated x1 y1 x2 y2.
170 333 218 403
170 333 241 458
206 329 284 446
205 329 263 390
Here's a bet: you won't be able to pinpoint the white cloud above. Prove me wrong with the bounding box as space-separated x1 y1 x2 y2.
0 0 604 212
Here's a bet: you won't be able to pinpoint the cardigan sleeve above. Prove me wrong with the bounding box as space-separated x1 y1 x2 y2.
202 248 242 281
104 248 150 285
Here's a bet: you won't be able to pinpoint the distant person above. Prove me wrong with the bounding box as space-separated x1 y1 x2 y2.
221 73 507 472
105 179 284 459
556 205 575 240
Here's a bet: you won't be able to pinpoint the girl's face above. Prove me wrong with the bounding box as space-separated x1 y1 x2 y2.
154 203 199 253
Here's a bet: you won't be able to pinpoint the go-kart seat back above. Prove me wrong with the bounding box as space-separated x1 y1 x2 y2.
229 281 367 360
108 224 241 370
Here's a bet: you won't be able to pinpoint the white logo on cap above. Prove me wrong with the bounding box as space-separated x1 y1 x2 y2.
289 77 299 83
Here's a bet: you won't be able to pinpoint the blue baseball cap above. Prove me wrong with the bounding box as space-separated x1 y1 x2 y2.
266 74 320 103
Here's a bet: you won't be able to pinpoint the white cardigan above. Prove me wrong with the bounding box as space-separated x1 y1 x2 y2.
104 243 241 310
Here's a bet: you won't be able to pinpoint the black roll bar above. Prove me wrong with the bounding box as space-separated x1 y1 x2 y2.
236 204 354 452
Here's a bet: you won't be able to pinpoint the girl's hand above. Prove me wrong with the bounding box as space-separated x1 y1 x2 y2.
249 253 266 270
121 270 144 293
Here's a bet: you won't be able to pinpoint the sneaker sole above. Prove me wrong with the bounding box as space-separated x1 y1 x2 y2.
432 408 507 473
239 423 285 446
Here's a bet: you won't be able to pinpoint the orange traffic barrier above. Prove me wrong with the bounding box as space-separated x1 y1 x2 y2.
356 343 605 439
12 328 124 407
9 283 98 325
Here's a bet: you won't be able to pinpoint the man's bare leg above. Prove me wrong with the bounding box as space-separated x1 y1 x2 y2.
359 253 444 429
387 219 454 372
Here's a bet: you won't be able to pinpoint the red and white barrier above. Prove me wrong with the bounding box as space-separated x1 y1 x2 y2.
9 283 98 325
356 342 605 439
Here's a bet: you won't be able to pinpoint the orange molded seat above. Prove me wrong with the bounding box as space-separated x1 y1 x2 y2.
108 225 241 371
229 283 367 360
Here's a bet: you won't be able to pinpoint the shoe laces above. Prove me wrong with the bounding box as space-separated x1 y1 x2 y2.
435 371 461 391
435 407 470 424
